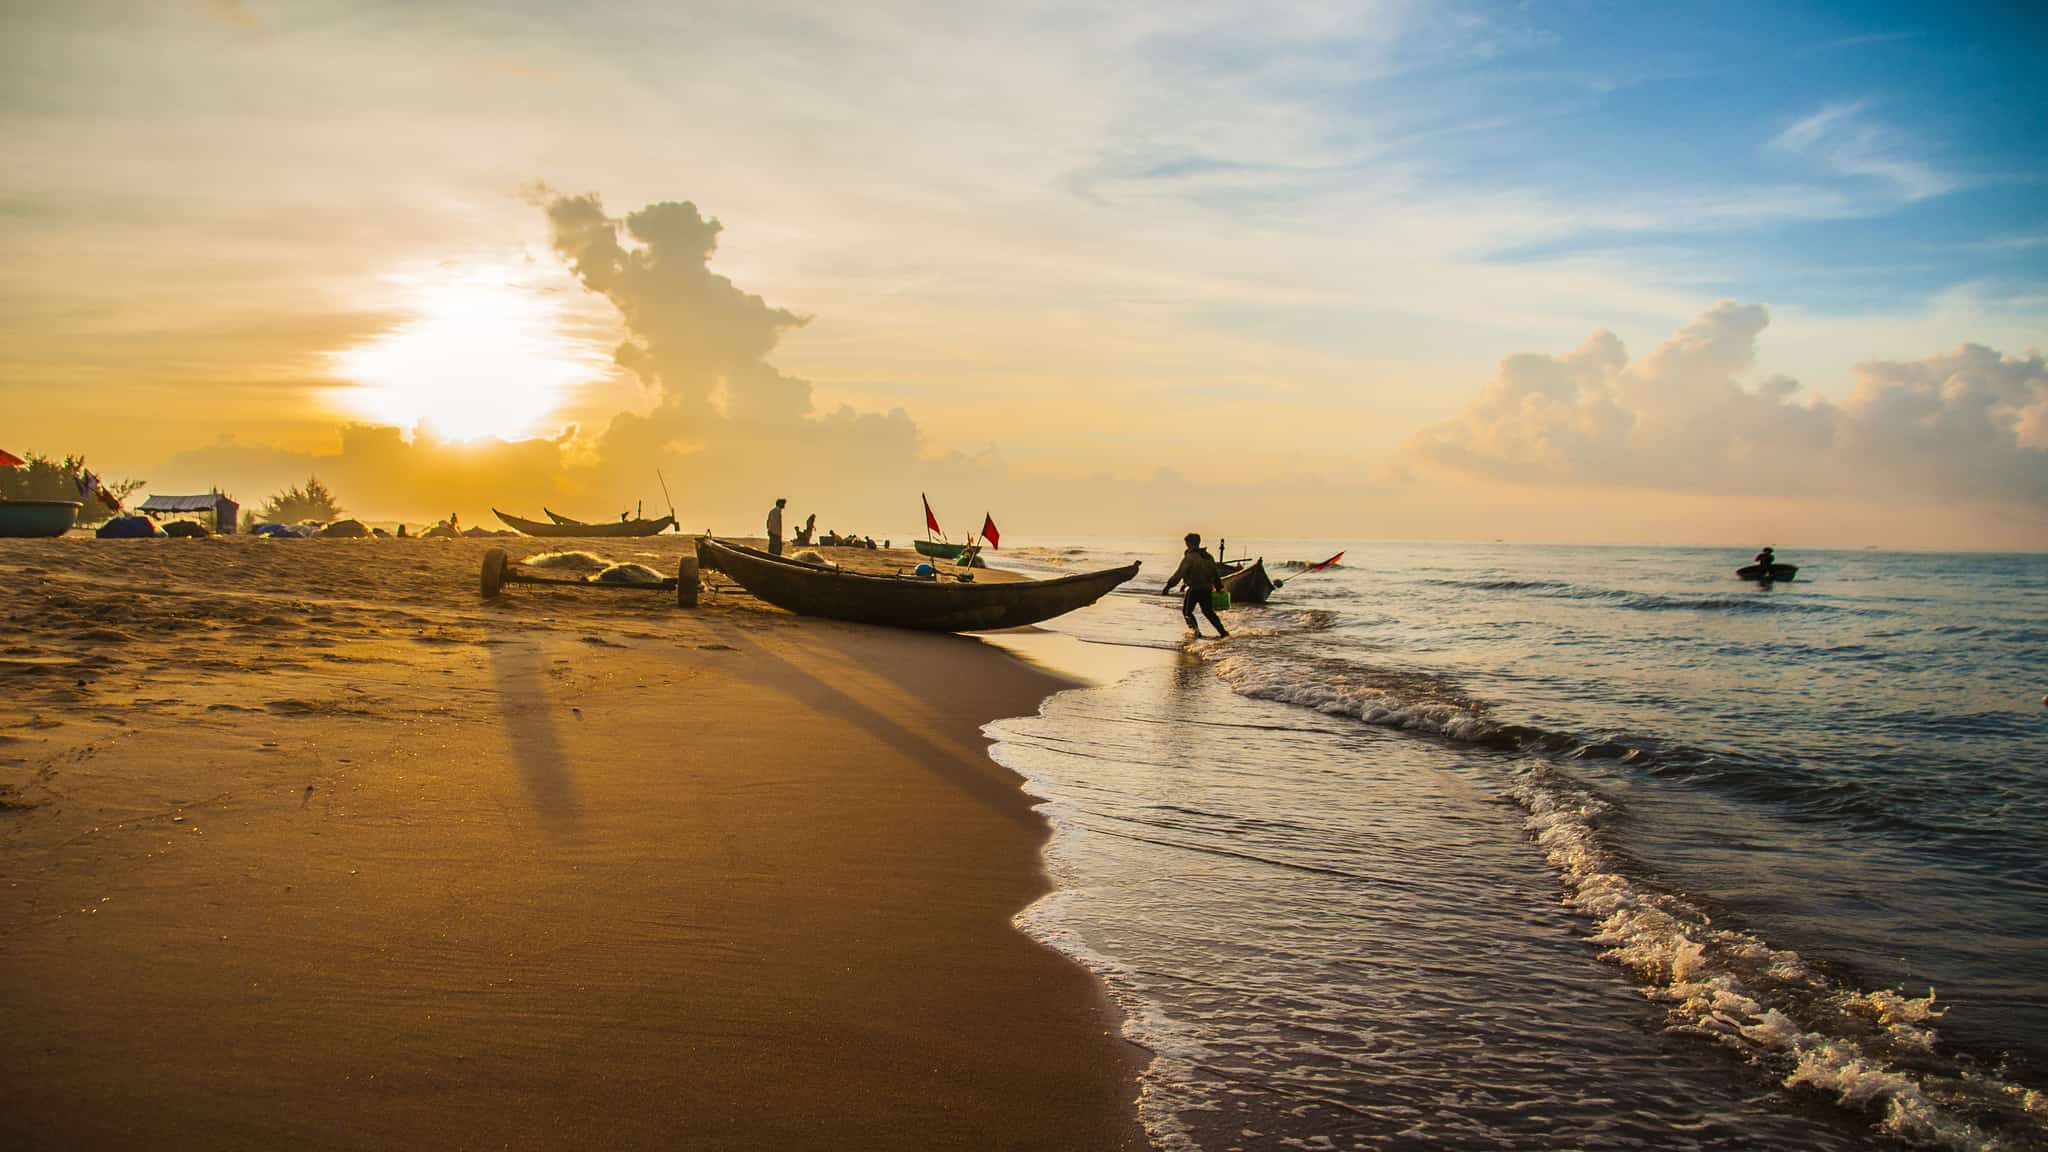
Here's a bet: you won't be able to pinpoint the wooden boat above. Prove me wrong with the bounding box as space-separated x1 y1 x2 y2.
1736 563 1798 582
0 499 81 538
1220 558 1274 605
544 508 586 526
698 538 1138 631
914 539 971 560
494 509 677 538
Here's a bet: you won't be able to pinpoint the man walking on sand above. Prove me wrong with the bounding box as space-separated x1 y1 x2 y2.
767 497 787 556
1161 532 1229 638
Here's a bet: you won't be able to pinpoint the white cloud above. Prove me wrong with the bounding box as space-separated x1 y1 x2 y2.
1411 303 2048 505
1769 101 1957 202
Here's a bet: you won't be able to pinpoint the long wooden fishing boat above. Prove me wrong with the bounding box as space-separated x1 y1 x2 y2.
0 499 81 538
1221 558 1274 605
699 538 1138 631
494 509 677 538
914 539 972 560
544 508 586 526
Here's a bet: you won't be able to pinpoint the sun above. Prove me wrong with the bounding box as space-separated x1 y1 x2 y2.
331 263 605 441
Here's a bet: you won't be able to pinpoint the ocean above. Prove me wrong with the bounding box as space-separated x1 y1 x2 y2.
981 541 2047 1151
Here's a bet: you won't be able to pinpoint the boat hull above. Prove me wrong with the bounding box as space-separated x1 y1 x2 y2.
913 539 970 560
0 500 81 538
700 538 1138 631
496 509 676 538
1221 558 1274 604
1736 563 1799 582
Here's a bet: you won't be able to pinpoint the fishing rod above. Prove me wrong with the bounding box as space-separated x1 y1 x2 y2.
656 469 678 532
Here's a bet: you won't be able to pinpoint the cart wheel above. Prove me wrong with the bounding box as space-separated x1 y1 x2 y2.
481 548 508 599
676 554 700 608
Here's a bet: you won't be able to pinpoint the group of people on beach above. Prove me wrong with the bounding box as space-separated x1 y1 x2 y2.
765 498 883 555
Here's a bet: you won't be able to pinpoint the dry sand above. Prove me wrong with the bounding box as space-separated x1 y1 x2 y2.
0 535 1147 1150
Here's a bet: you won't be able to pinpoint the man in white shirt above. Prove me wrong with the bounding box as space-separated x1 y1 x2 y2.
766 498 787 556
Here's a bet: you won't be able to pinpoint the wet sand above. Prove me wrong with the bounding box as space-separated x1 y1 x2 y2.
0 535 1147 1150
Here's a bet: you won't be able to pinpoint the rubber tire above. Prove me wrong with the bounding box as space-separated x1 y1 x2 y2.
676 554 700 608
481 548 508 599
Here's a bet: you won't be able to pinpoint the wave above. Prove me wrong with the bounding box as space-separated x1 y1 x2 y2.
1202 648 2022 851
1508 761 2046 1150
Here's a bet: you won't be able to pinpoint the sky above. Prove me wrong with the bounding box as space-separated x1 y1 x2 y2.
3 0 2044 547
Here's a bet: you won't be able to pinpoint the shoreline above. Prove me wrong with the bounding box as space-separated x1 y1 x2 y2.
0 536 1149 1150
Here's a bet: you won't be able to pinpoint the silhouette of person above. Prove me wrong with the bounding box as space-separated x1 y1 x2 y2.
767 498 787 556
1162 532 1229 638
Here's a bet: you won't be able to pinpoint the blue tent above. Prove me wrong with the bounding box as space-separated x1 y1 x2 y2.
95 515 163 539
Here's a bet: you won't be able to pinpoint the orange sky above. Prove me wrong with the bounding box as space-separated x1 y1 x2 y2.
3 3 2042 548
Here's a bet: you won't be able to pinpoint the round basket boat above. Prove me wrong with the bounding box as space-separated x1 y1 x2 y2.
0 500 81 538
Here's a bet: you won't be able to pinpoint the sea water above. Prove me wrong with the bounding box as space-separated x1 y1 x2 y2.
983 542 2047 1151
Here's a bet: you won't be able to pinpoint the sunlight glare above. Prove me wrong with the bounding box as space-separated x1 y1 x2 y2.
331 264 604 441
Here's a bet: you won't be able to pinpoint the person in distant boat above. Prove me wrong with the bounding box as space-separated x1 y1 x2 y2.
1755 545 1776 570
1162 532 1230 638
767 498 787 556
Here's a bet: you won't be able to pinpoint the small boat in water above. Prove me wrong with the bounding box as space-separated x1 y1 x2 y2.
1737 563 1799 582
698 538 1138 631
1221 558 1274 605
0 499 81 538
494 509 677 538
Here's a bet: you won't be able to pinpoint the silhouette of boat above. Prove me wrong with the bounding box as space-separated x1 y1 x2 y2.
494 509 676 538
698 538 1137 631
1221 558 1274 604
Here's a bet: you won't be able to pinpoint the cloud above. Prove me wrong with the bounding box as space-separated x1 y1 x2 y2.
1769 101 1956 202
1410 302 2048 505
543 190 818 432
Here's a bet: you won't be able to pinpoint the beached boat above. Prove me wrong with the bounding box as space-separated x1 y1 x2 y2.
0 499 81 538
699 538 1138 631
1221 558 1274 604
1737 563 1799 582
495 509 677 538
544 508 586 526
914 539 972 560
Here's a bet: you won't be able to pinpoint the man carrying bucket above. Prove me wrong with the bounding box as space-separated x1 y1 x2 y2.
1162 532 1229 638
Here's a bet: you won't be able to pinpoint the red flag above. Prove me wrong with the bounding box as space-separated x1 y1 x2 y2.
1305 551 1343 572
980 514 1000 550
922 493 941 536
0 448 23 468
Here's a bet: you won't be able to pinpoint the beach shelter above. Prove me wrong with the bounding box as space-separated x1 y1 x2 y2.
139 492 239 534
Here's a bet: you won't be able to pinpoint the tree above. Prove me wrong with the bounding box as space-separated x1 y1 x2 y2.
255 475 344 524
0 453 143 525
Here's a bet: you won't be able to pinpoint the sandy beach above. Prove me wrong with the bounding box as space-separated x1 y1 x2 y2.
0 535 1147 1150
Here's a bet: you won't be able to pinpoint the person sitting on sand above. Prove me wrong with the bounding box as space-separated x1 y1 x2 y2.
1162 532 1229 639
794 514 817 546
767 498 787 556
